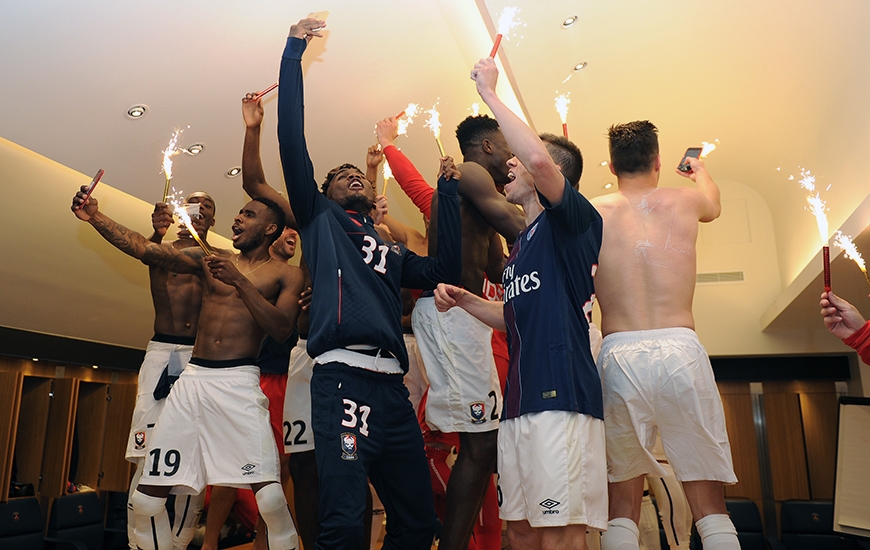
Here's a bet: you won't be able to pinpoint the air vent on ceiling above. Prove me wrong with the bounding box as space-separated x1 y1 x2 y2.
696 271 745 284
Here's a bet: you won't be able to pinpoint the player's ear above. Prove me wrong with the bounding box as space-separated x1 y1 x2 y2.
608 163 617 176
481 138 493 154
654 155 661 172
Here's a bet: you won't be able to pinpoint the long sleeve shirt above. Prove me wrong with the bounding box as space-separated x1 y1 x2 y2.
843 320 870 366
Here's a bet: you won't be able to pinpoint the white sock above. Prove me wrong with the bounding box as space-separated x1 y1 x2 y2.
695 514 739 550
131 491 171 550
601 518 640 550
255 483 299 550
171 491 204 549
127 459 145 550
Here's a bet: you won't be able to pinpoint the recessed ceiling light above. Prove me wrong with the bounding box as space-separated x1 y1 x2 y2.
32 357 39 361
604 182 613 189
573 62 588 72
186 143 205 155
126 104 148 119
92 365 99 369
599 161 609 167
226 166 242 178
562 15 578 28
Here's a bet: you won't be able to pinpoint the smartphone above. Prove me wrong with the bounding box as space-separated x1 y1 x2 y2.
75 168 104 211
678 148 702 173
308 10 329 31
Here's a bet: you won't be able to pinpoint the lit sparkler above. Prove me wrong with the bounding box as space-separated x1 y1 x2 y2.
425 105 445 157
169 195 210 255
490 6 521 58
470 103 480 116
382 159 393 195
797 167 831 290
161 128 183 203
700 139 719 158
834 231 870 288
396 103 419 136
555 93 570 138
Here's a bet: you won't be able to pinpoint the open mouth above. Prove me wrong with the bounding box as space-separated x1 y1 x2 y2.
507 171 516 181
231 225 243 241
348 180 365 191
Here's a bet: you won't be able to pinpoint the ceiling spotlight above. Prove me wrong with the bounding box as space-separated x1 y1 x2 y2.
599 161 609 167
92 365 99 369
562 15 578 28
186 143 205 155
604 182 613 189
226 166 242 178
573 62 588 72
126 104 148 119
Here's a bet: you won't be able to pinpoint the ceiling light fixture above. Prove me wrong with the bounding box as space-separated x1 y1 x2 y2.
226 166 242 178
186 143 205 155
573 62 588 72
562 15 578 28
604 183 613 189
599 161 609 167
126 104 148 119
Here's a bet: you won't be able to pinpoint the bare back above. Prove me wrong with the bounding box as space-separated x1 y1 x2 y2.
592 186 707 336
193 251 304 361
149 239 203 338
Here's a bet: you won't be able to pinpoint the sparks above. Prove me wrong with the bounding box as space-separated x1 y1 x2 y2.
496 6 522 36
383 159 393 182
834 231 867 273
700 139 719 158
396 103 419 136
161 127 184 202
470 103 480 116
554 93 570 125
171 197 210 255
425 105 446 156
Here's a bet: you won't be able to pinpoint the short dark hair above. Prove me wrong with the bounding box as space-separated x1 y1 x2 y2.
540 133 583 190
455 115 501 157
252 197 286 243
321 163 363 194
607 120 659 176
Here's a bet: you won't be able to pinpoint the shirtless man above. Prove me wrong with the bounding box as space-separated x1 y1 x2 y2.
71 191 304 550
125 193 215 550
413 112 526 550
590 121 738 550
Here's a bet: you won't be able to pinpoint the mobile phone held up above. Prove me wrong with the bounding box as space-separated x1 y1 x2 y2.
75 169 105 211
678 148 702 173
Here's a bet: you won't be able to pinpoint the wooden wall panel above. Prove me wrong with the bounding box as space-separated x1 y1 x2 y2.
74 382 109 489
763 391 810 501
798 392 838 500
41 378 78 499
14 377 52 492
100 383 136 491
719 383 763 500
0 371 23 502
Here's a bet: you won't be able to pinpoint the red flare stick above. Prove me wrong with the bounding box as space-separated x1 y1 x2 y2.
489 34 503 58
562 123 569 138
255 83 278 100
75 169 104 211
396 110 406 119
823 245 831 292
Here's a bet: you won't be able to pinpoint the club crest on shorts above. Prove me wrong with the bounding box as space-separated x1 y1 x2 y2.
340 432 358 460
469 402 486 424
134 431 146 450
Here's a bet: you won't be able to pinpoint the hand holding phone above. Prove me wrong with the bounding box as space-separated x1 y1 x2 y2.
74 169 104 211
677 148 702 173
308 10 329 31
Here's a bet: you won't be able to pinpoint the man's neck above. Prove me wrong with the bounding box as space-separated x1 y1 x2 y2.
521 197 544 226
616 171 658 194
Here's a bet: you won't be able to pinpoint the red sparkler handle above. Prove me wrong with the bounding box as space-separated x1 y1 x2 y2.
489 34 503 58
255 83 278 100
396 110 406 119
562 123 569 139
823 246 831 292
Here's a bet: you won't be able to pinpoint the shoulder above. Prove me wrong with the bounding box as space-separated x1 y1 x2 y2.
457 162 492 184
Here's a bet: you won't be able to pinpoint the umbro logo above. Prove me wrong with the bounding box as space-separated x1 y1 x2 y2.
539 499 561 514
241 463 257 475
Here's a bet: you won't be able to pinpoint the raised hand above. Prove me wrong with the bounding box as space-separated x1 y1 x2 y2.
470 57 499 98
242 92 265 129
288 17 327 42
71 186 99 221
438 156 461 181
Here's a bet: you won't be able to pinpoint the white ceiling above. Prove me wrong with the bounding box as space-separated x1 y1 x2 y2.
2 0 870 351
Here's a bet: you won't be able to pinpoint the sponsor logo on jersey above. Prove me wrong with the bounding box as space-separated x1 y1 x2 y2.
241 463 257 476
539 498 561 514
134 431 146 450
341 432 358 460
469 402 486 424
526 222 539 241
542 390 557 399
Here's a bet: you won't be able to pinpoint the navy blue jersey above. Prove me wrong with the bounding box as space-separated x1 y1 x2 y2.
502 179 603 420
277 37 461 373
256 329 298 375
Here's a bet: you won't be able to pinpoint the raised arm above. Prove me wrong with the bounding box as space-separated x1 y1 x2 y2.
365 144 383 188
677 156 721 223
434 283 506 331
71 190 204 273
376 116 435 219
471 57 565 205
455 161 525 244
242 93 298 229
277 17 327 229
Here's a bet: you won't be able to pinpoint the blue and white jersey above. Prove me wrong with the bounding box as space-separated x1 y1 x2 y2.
502 179 603 420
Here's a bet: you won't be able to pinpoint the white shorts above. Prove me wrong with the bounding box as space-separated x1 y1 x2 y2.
498 411 608 529
283 339 315 453
126 340 193 461
403 333 429 414
599 328 737 484
141 364 280 493
412 297 502 433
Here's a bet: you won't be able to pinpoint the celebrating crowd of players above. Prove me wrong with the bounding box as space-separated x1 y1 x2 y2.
71 15 742 550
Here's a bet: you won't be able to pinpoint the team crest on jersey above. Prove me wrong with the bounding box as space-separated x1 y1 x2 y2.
390 244 402 255
134 431 146 450
469 402 486 424
340 432 358 460
526 222 539 241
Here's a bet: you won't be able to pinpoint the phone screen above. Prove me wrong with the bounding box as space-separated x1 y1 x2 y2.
678 148 703 172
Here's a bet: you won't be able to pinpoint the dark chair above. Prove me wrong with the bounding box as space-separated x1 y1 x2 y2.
46 492 105 550
725 499 766 550
0 497 47 550
780 500 861 550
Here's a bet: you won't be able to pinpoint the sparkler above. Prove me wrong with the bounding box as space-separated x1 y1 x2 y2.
161 128 183 203
834 231 870 288
382 159 393 195
470 103 480 116
170 196 211 255
396 103 419 136
700 139 719 158
555 93 570 138
424 105 445 157
490 6 521 58
797 168 831 291
254 82 278 100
